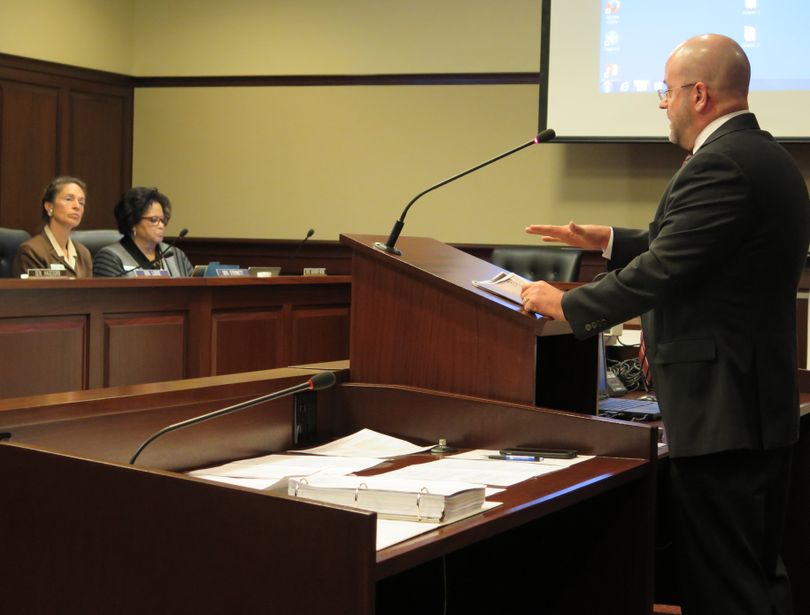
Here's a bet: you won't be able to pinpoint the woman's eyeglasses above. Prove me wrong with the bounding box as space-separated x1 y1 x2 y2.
140 216 169 226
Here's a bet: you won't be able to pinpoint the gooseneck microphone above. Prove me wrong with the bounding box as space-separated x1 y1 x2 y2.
284 228 315 274
295 228 315 254
129 371 337 465
374 128 556 256
157 227 189 263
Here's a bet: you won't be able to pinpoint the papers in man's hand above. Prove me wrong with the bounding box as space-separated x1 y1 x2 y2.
288 475 485 523
472 271 534 307
291 428 434 458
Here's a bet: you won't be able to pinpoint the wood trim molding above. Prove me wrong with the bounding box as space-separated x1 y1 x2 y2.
0 52 133 87
134 72 541 88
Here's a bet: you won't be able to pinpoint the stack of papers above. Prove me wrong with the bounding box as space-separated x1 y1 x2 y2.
472 271 533 306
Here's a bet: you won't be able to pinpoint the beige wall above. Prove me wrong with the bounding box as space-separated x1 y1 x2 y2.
129 0 682 242
130 0 541 76
0 0 133 74
133 84 682 242
3 1 809 242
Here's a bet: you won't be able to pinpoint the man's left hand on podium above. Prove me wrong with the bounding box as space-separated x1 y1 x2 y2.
521 281 565 321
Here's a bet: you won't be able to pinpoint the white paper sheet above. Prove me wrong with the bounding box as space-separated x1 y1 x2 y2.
376 502 502 550
378 457 565 487
189 454 384 479
290 428 434 458
449 449 594 468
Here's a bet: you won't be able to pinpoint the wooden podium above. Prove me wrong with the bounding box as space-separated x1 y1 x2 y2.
0 366 657 614
341 234 599 412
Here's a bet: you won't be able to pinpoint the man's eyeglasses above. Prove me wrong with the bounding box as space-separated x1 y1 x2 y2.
656 82 697 101
141 216 169 226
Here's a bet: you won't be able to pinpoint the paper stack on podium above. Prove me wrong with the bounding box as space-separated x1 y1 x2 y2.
472 271 532 306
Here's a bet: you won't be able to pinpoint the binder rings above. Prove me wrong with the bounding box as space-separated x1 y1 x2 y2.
287 475 486 522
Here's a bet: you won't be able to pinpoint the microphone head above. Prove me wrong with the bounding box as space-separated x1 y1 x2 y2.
534 128 556 144
178 228 189 239
308 371 337 391
305 228 315 239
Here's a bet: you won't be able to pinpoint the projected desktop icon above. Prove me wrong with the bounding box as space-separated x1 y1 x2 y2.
744 26 757 43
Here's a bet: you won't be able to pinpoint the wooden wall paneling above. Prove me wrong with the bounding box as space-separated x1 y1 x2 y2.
210 308 287 375
104 313 187 387
186 286 213 379
178 238 354 276
0 316 86 398
0 278 350 398
0 53 133 233
290 305 350 365
86 304 107 390
67 90 131 228
0 80 59 231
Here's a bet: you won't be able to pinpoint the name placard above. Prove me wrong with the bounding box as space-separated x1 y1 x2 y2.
25 268 71 278
215 268 249 277
132 269 171 277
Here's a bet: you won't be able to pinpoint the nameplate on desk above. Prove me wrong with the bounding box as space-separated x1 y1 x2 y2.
25 268 71 278
303 268 326 276
132 269 170 277
215 268 249 277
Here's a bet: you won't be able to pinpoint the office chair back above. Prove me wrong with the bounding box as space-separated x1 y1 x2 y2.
490 246 583 282
71 229 123 257
0 227 32 278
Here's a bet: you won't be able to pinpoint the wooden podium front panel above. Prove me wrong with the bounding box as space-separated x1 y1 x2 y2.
0 277 350 398
350 251 538 404
0 316 86 397
104 313 186 387
0 444 376 615
210 309 286 375
291 305 351 365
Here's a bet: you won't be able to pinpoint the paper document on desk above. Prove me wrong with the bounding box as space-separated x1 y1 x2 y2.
189 454 384 490
451 449 594 468
290 428 434 458
378 457 560 487
472 271 533 306
376 502 502 550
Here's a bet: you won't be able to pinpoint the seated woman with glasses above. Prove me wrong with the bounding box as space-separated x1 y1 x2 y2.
93 186 193 277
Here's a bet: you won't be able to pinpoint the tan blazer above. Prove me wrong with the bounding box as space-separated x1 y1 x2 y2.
11 231 93 278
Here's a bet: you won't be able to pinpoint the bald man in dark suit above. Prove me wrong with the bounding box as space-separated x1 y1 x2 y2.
522 34 810 615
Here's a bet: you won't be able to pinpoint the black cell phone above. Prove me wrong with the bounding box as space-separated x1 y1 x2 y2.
499 447 577 459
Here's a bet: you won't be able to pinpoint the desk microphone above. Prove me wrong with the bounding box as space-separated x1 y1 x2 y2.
284 228 315 274
375 128 556 256
293 228 315 257
157 227 189 263
129 371 337 465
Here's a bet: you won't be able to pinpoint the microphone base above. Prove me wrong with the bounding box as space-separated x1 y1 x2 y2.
374 241 402 256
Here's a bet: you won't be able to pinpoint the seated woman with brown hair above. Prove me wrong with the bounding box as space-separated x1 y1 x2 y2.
12 176 93 277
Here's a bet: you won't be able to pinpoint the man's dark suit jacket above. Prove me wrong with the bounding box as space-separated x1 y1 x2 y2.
562 113 810 457
11 231 93 278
